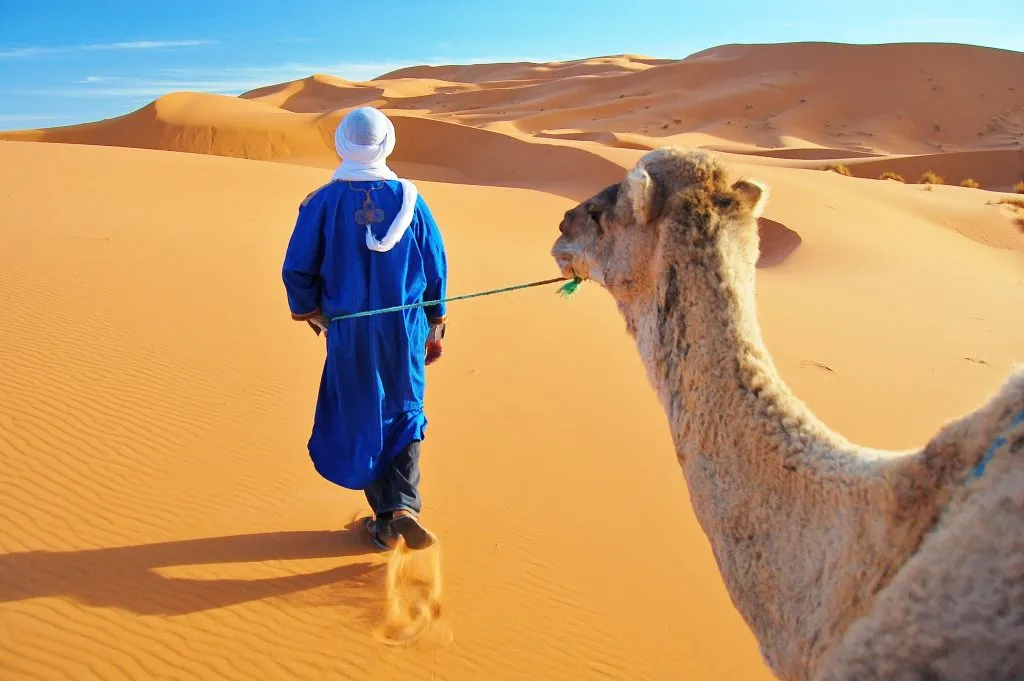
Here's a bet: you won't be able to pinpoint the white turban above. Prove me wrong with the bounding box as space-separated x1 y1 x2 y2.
330 106 418 253
331 106 398 181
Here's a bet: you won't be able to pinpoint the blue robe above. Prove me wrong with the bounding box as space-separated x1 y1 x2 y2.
282 179 448 490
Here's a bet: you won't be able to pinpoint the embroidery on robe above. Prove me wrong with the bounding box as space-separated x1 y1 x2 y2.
353 184 385 226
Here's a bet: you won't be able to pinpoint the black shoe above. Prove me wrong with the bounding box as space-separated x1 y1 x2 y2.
364 516 399 550
391 513 437 550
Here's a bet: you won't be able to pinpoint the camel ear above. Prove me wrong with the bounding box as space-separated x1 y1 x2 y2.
626 165 664 224
732 178 770 219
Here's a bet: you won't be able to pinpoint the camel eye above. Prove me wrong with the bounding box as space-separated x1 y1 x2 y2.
588 207 603 222
713 194 735 210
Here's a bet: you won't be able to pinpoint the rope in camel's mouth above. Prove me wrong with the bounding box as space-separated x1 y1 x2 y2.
327 275 584 322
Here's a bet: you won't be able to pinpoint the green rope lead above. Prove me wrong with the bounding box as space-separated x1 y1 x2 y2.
328 275 583 322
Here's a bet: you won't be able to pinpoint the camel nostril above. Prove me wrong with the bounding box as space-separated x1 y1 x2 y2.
558 220 569 236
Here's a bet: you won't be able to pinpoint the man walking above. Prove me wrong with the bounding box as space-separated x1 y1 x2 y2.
282 107 447 550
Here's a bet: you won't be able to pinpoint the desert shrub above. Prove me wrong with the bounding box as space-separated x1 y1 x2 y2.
959 178 981 189
824 163 852 176
1000 197 1024 209
919 170 944 184
879 171 905 182
1015 180 1024 194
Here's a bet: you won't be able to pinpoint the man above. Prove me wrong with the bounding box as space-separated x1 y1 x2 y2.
282 106 447 551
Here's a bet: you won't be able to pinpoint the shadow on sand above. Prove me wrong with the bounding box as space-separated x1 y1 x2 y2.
0 520 387 617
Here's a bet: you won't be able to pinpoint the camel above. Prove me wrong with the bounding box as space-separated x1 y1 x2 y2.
550 147 1024 681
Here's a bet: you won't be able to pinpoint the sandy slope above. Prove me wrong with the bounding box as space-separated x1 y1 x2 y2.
2 41 1024 681
0 140 773 681
1 132 1022 681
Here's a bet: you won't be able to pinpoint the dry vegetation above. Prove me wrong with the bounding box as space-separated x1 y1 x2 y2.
879 171 905 182
1015 180 1024 194
959 178 981 189
998 195 1024 233
920 170 945 184
824 163 852 176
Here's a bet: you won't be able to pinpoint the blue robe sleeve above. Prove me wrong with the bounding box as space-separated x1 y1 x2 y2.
282 189 326 320
415 195 448 323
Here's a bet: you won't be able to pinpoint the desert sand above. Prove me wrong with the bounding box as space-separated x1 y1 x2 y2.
1 42 1023 680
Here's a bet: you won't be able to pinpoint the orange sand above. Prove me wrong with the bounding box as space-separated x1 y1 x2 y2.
2 42 1024 680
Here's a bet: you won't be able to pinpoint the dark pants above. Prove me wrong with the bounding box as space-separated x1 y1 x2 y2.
364 440 422 520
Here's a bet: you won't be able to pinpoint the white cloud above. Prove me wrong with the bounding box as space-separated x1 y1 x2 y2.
161 61 431 84
887 17 991 27
0 39 216 59
24 82 294 98
0 114 68 122
81 40 217 51
38 62 418 98
0 113 70 129
16 86 247 98
0 46 60 58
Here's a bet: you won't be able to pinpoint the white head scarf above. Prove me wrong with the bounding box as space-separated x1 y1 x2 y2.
330 106 418 253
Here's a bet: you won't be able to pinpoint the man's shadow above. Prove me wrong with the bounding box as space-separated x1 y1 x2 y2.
0 520 387 617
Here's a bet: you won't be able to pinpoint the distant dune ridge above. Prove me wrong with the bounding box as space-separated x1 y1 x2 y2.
1 42 1023 681
5 42 1024 192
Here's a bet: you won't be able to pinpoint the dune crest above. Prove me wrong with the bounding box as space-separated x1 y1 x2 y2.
5 42 1024 190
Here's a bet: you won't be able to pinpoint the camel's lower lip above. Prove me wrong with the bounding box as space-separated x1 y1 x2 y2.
553 252 575 278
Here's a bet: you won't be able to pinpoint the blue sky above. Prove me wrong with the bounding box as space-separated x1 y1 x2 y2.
1 0 1021 130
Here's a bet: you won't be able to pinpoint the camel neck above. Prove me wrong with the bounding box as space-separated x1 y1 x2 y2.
621 245 939 679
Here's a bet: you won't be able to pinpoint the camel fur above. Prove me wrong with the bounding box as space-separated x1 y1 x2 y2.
549 146 1024 681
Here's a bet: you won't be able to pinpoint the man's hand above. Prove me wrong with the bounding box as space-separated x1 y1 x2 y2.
425 321 445 365
307 315 329 337
425 340 443 365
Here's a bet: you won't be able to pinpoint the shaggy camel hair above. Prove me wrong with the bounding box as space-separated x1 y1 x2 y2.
550 147 1024 681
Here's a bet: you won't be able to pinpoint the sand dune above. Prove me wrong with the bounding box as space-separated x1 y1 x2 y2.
375 54 672 85
7 41 1024 189
385 115 627 197
2 92 624 198
2 41 1024 681
4 92 337 167
242 73 389 113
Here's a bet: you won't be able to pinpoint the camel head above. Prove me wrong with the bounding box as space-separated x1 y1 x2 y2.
551 147 770 307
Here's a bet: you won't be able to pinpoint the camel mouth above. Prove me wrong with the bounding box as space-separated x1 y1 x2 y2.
552 235 591 282
553 250 590 284
553 252 577 280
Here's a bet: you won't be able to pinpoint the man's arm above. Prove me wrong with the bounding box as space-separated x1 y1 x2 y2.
415 195 447 364
416 196 448 326
282 189 326 328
